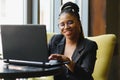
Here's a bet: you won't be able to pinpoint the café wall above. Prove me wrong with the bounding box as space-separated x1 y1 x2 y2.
106 0 120 80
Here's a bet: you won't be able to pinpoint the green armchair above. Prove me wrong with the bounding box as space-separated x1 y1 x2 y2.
30 33 116 80
88 34 116 80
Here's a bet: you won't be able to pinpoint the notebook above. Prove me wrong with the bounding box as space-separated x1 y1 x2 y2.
0 24 68 68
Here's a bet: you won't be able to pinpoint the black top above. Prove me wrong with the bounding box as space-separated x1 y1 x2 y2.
48 34 98 80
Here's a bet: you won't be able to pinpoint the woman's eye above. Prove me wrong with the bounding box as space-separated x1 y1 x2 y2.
67 20 73 25
59 23 64 27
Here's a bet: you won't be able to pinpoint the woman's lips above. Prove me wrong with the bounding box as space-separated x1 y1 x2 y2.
64 30 72 36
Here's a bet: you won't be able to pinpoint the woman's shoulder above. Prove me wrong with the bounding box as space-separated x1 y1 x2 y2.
51 34 64 40
49 34 64 43
84 38 96 43
83 38 98 49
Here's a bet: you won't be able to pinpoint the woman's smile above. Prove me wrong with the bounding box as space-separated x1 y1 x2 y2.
64 30 72 36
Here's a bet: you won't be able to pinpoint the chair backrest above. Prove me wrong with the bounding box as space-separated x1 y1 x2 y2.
47 32 56 43
87 34 116 80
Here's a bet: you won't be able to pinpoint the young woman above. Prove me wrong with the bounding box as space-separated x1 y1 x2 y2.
48 2 98 80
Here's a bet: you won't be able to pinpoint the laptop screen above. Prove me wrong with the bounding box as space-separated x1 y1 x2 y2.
1 24 49 63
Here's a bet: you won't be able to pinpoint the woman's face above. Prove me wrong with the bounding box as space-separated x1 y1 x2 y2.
59 13 81 40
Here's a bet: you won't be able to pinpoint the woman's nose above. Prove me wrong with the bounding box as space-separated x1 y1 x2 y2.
64 24 70 29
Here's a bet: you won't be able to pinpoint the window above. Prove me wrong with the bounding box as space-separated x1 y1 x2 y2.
0 0 24 24
62 0 75 4
39 0 52 32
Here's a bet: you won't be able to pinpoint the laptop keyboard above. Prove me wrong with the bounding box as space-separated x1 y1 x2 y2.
4 60 69 68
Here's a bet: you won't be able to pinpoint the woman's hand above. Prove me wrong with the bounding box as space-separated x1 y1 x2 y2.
48 54 70 62
48 54 75 72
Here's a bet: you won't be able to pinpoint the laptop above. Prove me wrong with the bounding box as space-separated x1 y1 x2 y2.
0 24 68 68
